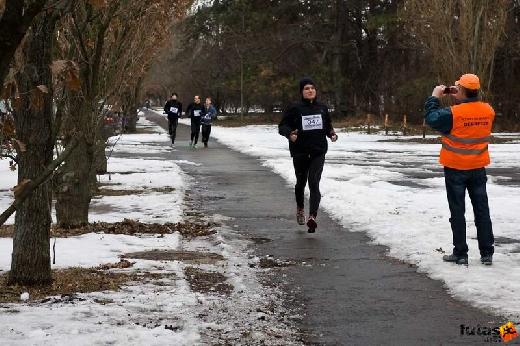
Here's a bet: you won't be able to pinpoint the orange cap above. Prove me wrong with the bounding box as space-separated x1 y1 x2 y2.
455 73 480 90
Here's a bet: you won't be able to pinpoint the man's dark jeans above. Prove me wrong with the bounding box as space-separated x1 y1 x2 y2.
444 167 494 257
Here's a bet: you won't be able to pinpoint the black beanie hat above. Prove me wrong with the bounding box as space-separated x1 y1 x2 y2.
299 77 315 94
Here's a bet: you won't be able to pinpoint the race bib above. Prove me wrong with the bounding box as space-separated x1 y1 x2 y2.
194 110 201 117
302 114 323 131
169 107 178 114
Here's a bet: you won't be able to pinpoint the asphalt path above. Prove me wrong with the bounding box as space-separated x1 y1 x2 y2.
145 111 513 345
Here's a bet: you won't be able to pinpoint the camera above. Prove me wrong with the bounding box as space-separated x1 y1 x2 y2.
443 86 457 94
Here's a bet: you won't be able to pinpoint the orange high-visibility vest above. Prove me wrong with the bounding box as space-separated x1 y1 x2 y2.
439 101 494 170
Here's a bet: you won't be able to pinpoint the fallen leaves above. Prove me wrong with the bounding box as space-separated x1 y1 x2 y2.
0 260 175 303
124 250 224 264
0 219 218 238
184 267 233 296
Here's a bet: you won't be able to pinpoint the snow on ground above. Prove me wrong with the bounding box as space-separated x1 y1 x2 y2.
0 115 299 345
0 160 17 224
0 233 180 271
93 118 185 224
211 124 520 320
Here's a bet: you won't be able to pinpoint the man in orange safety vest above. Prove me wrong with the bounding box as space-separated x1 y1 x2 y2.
425 73 495 266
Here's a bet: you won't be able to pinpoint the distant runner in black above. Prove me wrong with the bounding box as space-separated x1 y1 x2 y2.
185 95 206 149
163 93 182 146
201 97 217 148
278 77 337 233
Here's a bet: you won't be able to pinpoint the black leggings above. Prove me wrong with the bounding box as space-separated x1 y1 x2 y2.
191 120 201 144
201 124 212 143
293 153 325 217
168 118 178 143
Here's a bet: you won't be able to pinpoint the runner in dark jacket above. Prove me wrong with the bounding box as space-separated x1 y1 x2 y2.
163 93 182 145
201 97 217 148
278 77 337 233
185 95 206 148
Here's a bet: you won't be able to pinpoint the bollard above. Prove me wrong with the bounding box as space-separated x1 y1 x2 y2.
385 114 389 135
403 114 407 136
422 118 426 139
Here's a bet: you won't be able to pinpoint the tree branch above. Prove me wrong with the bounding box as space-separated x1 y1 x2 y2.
0 153 18 163
0 136 80 227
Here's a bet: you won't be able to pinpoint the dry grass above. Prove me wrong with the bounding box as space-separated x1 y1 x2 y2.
95 188 143 197
0 266 134 303
95 187 177 197
124 250 224 265
0 259 173 304
215 114 282 127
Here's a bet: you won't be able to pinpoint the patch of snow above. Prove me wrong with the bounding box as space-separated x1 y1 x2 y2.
211 125 520 320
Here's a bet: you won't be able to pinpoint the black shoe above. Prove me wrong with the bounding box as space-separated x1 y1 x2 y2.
480 255 493 265
442 254 468 265
307 216 317 233
204 142 208 148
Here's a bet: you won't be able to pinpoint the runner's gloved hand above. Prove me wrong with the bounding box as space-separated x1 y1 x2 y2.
330 132 338 142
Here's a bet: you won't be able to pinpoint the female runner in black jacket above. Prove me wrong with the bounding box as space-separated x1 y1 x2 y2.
278 78 337 233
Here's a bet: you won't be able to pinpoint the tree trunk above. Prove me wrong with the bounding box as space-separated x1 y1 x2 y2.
125 77 143 133
0 0 48 87
94 120 109 175
54 136 93 228
331 0 347 116
126 108 138 133
9 15 57 285
94 138 107 175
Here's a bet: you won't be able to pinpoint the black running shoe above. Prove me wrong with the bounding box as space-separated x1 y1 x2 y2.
307 216 317 233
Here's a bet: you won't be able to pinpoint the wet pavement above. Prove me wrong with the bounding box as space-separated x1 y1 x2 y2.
144 111 514 345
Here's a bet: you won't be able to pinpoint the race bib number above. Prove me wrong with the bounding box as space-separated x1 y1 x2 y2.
194 110 201 117
169 107 178 114
302 114 323 131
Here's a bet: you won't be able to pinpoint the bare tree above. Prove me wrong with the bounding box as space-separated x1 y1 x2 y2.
401 0 509 92
53 0 191 228
8 8 61 285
